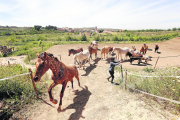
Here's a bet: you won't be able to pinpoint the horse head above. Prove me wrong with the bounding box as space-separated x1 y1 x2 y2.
125 52 132 57
33 52 50 82
68 49 73 56
112 47 117 53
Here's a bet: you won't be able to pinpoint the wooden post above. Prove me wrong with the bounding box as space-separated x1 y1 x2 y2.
121 64 123 79
27 52 30 62
124 69 127 90
8 61 10 66
59 55 61 61
29 69 38 96
154 56 159 69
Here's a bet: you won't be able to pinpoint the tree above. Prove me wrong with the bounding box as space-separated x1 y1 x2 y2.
80 34 87 41
172 27 177 31
45 25 57 30
34 25 42 31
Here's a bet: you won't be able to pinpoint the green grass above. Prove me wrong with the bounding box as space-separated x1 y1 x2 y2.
116 66 180 113
0 29 179 64
0 63 48 119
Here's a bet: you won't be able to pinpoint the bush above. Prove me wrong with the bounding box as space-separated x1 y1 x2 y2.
80 34 87 41
0 64 47 117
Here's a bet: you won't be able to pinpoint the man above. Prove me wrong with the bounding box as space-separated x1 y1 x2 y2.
107 57 123 83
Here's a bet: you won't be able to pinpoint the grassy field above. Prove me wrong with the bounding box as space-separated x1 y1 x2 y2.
0 27 179 64
116 66 180 114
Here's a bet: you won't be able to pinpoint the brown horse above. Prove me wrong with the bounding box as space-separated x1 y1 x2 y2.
90 41 98 47
140 44 148 54
88 46 98 60
101 46 113 59
154 44 159 52
33 52 80 112
68 47 83 56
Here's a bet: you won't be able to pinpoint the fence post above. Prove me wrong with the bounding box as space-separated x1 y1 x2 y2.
29 69 38 97
27 52 30 62
8 61 10 66
124 69 127 90
154 56 159 69
121 64 123 80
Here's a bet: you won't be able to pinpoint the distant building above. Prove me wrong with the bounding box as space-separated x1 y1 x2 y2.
85 32 92 37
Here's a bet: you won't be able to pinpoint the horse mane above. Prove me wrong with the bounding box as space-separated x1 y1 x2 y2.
39 52 59 62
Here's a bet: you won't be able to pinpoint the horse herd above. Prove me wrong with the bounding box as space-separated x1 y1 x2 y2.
69 42 157 68
33 41 159 112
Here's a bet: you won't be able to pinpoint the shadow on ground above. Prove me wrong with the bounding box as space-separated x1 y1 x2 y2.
81 58 100 76
61 86 91 120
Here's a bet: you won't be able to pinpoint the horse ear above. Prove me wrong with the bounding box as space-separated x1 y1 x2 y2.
43 52 47 59
36 52 39 57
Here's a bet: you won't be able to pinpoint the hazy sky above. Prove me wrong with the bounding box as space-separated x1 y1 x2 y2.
0 0 180 29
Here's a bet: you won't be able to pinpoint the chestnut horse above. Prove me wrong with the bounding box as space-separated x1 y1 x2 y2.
140 44 148 54
88 46 98 60
33 52 80 112
68 47 83 56
101 46 113 59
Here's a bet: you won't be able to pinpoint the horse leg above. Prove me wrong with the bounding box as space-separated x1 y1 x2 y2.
71 79 73 89
76 60 79 65
130 58 132 64
79 61 81 69
48 82 58 104
120 54 122 60
57 81 67 112
88 57 90 64
95 53 97 59
90 54 92 60
75 71 80 86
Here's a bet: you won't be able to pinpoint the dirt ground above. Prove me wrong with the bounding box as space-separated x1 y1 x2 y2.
1 37 180 120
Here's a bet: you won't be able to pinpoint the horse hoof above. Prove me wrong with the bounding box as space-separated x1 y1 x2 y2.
57 106 61 112
52 99 58 104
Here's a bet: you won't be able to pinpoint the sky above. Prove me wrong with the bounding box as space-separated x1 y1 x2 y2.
0 0 180 30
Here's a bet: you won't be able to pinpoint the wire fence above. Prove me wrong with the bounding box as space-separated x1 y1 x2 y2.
0 63 45 119
118 65 180 107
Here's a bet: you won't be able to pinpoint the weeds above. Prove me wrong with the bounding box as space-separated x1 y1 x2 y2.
117 66 180 113
0 63 48 119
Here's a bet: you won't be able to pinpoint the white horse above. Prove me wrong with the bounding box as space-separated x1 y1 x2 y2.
73 49 90 69
90 41 98 47
141 55 151 65
112 47 129 60
129 49 139 54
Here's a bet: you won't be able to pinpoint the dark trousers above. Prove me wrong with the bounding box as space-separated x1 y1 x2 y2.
108 71 114 82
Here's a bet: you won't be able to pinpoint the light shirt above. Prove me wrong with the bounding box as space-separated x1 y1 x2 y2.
109 61 120 72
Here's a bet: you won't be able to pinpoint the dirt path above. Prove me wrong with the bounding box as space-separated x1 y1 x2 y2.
1 38 180 120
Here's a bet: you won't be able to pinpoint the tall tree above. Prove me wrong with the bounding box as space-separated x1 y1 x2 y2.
34 25 42 31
